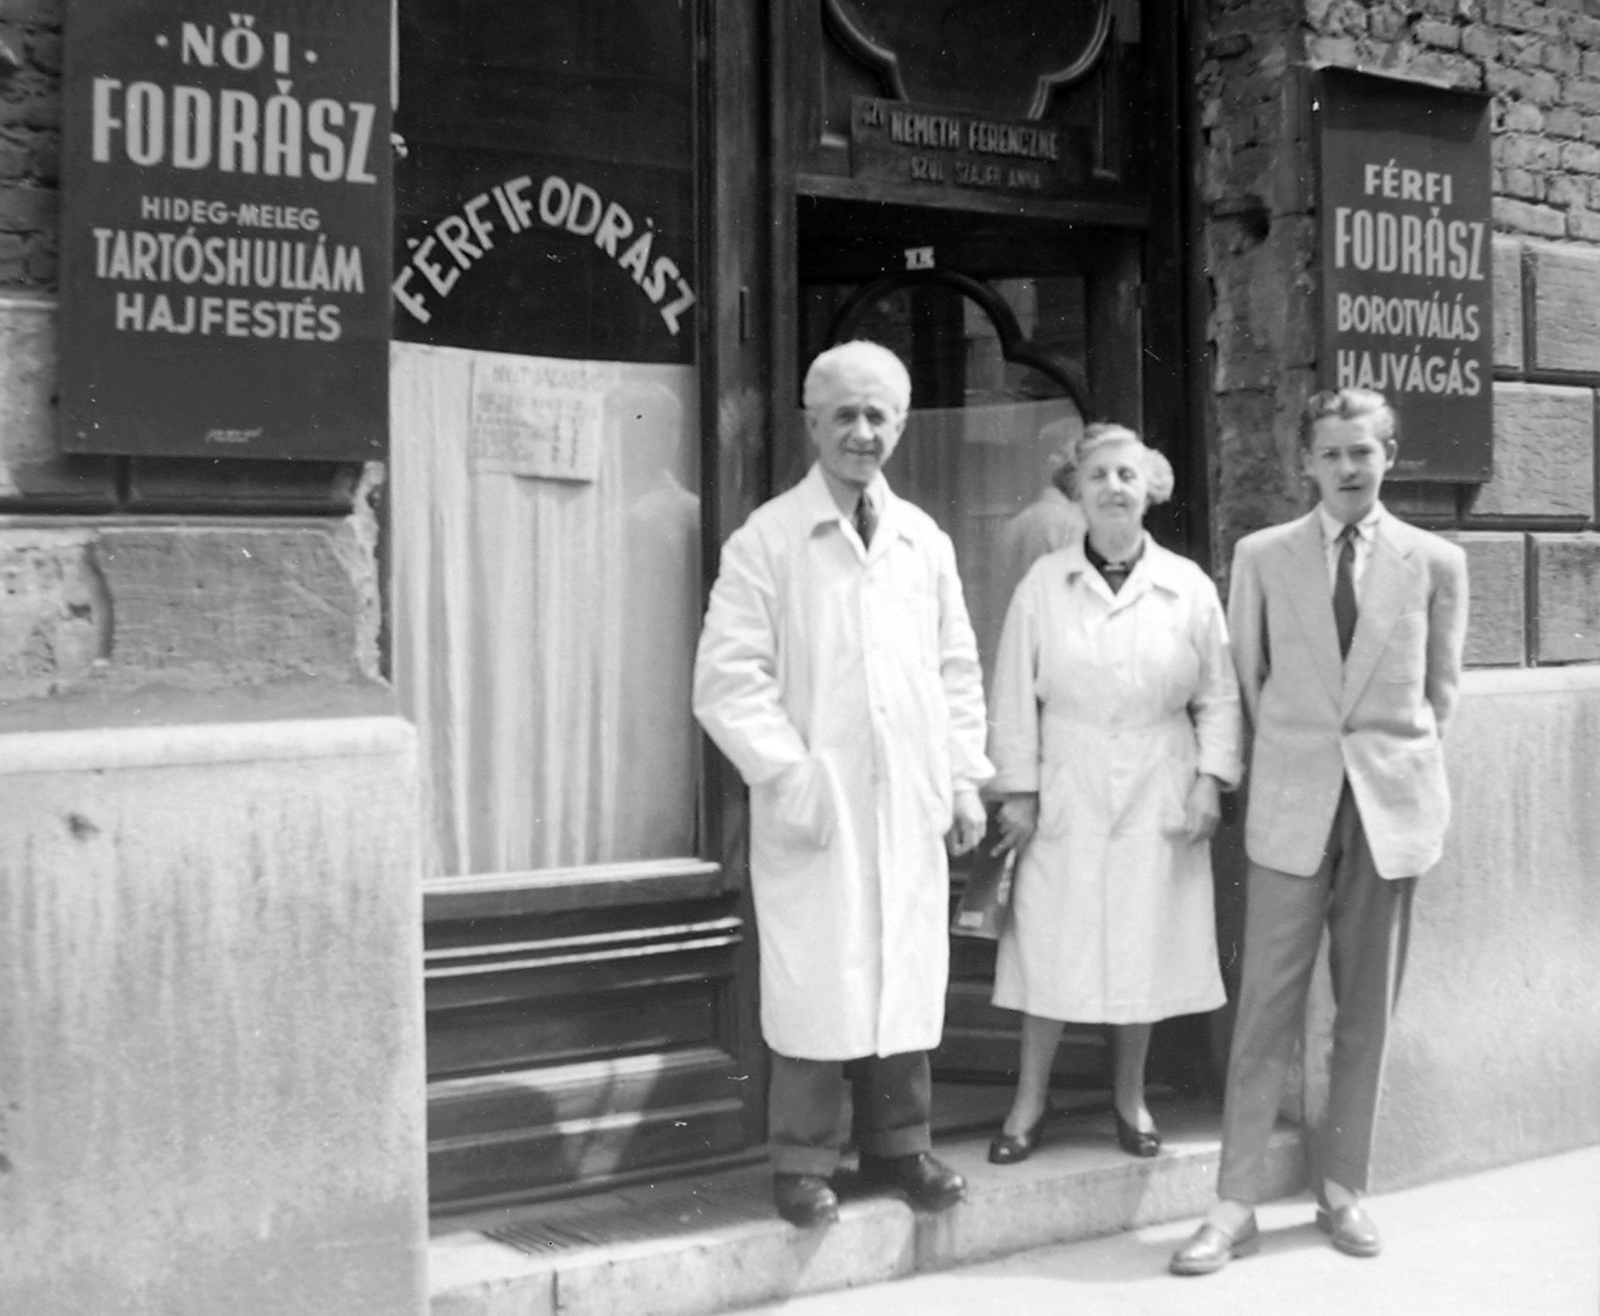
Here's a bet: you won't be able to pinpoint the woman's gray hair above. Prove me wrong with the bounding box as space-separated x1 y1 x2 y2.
1057 422 1175 504
803 340 912 413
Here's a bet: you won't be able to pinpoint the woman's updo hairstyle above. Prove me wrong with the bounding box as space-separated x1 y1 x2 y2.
1057 422 1175 505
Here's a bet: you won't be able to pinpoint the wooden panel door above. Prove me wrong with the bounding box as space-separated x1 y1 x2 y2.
396 0 771 1211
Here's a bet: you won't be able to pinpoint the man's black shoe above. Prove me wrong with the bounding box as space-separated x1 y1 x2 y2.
857 1152 966 1210
773 1173 840 1227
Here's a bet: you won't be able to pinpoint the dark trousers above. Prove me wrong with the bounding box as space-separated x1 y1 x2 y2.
767 1049 933 1176
1218 784 1415 1204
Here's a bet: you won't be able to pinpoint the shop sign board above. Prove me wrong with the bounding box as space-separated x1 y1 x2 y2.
850 96 1081 198
59 2 392 460
1315 68 1492 482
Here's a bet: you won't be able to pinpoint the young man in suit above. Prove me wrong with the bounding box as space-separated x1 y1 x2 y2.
1170 387 1468 1275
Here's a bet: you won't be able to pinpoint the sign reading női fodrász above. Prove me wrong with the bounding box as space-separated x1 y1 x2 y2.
1315 68 1492 482
60 3 391 460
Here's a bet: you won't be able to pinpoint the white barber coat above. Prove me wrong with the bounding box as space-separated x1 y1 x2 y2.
988 540 1242 1023
694 465 992 1059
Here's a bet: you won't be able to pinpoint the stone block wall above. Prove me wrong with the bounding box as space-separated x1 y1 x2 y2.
1198 0 1600 669
1200 0 1600 1192
0 0 386 716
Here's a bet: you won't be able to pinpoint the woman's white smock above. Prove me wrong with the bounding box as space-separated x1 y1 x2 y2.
988 539 1242 1024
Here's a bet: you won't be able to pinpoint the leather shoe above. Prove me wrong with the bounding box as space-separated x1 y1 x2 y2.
858 1152 967 1210
988 1112 1048 1165
1113 1108 1161 1158
1316 1202 1382 1257
772 1173 839 1227
1168 1213 1260 1276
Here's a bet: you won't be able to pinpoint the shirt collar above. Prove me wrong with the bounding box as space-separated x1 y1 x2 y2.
1063 534 1188 596
1317 501 1383 547
798 463 893 531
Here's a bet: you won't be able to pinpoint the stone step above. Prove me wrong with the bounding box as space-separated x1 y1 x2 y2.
428 1104 1306 1316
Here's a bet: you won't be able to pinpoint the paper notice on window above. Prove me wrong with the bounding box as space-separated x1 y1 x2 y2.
468 355 619 481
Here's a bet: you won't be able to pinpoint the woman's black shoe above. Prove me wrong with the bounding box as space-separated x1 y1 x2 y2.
988 1112 1048 1164
1113 1108 1161 1158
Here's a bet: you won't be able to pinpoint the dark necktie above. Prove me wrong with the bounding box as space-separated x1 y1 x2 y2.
1333 525 1358 658
854 494 876 549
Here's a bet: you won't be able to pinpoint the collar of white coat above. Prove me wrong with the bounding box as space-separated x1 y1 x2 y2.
798 463 909 543
1059 532 1189 597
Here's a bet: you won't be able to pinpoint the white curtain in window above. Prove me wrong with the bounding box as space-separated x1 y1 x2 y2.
390 342 701 878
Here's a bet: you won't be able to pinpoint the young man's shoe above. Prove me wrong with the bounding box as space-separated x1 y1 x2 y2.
1316 1201 1382 1257
1168 1213 1260 1276
857 1152 966 1210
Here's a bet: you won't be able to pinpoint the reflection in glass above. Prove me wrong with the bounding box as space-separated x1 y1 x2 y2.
801 276 1088 685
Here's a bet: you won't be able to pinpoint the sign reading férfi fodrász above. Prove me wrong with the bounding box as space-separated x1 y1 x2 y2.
1315 68 1492 482
59 3 391 460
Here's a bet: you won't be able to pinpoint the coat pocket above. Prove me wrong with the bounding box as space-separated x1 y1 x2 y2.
1036 759 1072 839
1156 760 1193 838
759 756 835 851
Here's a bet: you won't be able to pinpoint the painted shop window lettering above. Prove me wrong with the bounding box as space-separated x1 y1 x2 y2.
391 173 698 338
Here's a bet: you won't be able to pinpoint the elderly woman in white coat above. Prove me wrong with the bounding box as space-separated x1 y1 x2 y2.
985 422 1242 1164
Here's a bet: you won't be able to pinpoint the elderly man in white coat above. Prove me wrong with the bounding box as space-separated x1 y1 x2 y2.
694 340 992 1227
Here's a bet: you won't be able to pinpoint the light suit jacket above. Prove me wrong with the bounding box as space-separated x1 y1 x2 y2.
1227 507 1468 880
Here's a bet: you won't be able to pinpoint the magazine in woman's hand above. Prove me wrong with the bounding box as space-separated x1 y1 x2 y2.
951 839 1017 940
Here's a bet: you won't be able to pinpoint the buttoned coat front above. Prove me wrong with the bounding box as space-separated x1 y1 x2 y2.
693 465 992 1060
1227 508 1469 879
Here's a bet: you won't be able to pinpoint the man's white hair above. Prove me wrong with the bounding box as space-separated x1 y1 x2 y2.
803 340 912 413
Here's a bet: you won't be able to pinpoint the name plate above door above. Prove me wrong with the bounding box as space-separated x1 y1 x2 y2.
850 96 1084 199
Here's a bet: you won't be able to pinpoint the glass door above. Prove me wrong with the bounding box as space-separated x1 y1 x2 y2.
795 214 1212 1122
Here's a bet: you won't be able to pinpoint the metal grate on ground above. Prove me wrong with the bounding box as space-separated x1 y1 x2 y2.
482 1172 776 1256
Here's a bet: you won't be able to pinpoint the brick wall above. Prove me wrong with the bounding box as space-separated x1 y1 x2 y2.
0 0 59 291
1199 0 1600 665
0 0 384 713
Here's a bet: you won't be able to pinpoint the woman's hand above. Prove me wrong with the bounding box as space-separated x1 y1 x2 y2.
1183 774 1222 843
996 793 1039 854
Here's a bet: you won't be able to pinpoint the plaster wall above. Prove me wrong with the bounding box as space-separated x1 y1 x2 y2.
0 716 428 1316
1369 666 1600 1186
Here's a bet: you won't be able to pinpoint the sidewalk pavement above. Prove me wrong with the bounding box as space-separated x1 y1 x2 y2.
739 1145 1600 1316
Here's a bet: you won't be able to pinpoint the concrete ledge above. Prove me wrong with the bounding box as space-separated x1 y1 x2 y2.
0 712 411 773
428 1110 1305 1316
1366 667 1600 1189
0 715 428 1316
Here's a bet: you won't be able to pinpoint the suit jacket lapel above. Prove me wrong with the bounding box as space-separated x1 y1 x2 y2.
1340 516 1413 715
1280 515 1344 706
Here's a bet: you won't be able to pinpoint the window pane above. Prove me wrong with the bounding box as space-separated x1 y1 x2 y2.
391 345 700 876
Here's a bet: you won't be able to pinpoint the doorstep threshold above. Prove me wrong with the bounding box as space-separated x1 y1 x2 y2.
428 1103 1306 1316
